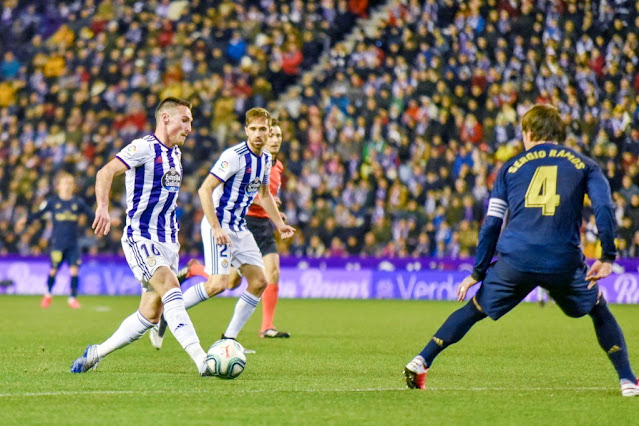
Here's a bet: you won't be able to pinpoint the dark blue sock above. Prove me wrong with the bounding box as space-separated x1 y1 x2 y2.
419 300 487 367
47 275 55 293
70 276 79 298
589 299 636 382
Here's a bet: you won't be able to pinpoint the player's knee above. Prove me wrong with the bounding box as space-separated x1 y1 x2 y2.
588 295 608 318
562 305 589 318
248 276 268 294
466 299 488 320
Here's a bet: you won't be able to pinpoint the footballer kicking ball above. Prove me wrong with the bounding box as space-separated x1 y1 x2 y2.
206 339 246 379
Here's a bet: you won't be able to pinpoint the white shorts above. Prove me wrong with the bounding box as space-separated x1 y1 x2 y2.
122 235 179 290
201 217 264 276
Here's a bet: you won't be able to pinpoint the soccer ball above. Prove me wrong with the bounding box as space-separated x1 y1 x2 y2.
206 339 246 379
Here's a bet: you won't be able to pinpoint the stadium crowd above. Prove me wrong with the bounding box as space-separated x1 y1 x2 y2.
1 0 639 260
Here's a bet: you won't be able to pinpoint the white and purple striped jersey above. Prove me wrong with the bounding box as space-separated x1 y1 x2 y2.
115 134 182 242
209 141 271 231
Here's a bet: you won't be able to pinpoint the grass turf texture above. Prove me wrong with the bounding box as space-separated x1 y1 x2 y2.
0 296 637 424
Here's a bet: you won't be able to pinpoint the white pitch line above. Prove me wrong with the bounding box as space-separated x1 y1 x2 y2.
0 386 614 398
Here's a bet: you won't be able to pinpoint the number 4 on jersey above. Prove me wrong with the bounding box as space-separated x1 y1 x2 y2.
525 166 561 216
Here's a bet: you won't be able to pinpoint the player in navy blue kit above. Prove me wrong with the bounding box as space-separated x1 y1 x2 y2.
404 105 638 397
27 173 93 309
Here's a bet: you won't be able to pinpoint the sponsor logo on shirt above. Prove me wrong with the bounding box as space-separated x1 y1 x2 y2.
162 167 182 192
246 178 261 194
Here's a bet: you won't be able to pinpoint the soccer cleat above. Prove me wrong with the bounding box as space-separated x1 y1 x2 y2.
67 298 81 309
70 344 100 373
41 294 52 308
621 379 639 397
177 259 204 283
404 357 428 389
260 328 290 338
149 315 167 350
200 361 215 377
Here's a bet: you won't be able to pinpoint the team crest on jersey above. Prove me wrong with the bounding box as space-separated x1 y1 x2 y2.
246 178 261 194
147 256 157 267
162 167 182 192
221 259 229 268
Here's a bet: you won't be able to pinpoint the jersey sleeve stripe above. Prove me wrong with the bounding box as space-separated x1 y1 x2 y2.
115 155 131 169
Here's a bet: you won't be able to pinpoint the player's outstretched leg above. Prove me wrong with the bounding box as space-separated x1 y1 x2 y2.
70 310 154 373
404 299 487 389
588 298 638 396
70 344 100 373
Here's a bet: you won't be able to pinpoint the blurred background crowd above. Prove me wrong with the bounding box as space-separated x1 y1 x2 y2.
1 0 639 260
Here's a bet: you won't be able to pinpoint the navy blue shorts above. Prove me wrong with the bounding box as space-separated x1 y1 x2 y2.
50 246 82 269
475 260 598 320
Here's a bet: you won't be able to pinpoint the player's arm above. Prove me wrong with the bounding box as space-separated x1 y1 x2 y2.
251 193 286 221
17 197 50 229
471 206 505 280
79 198 94 219
27 197 53 222
585 163 617 283
257 184 294 239
197 174 231 245
459 169 508 300
93 158 128 236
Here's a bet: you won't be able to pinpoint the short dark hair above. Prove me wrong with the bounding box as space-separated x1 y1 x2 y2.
270 117 279 127
521 104 566 143
155 97 192 121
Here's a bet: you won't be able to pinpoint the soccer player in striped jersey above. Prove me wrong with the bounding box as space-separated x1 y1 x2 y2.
228 117 290 338
163 118 291 339
70 97 213 377
150 108 294 349
404 105 638 396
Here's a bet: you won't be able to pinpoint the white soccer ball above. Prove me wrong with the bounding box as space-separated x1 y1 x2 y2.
206 339 246 379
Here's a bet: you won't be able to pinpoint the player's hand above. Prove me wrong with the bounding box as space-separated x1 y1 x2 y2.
278 224 295 240
586 260 612 289
280 212 287 223
457 275 479 301
273 196 282 207
213 227 232 246
92 206 111 236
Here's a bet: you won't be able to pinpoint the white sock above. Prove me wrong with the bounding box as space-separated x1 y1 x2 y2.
162 288 206 369
96 311 154 359
183 282 210 310
224 291 260 339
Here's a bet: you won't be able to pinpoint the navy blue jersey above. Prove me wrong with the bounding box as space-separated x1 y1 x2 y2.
29 196 93 249
472 143 616 279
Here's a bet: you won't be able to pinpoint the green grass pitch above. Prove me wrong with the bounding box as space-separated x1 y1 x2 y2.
0 295 637 424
